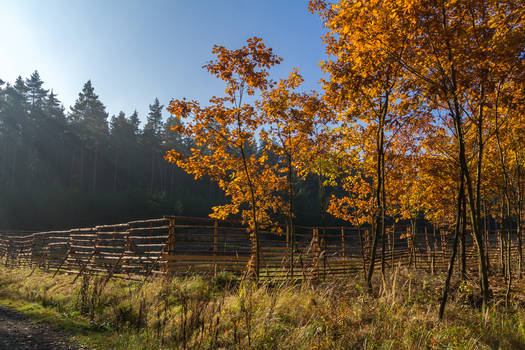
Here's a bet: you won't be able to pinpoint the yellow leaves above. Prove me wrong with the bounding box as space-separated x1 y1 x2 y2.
164 149 183 164
205 37 282 99
164 38 297 230
164 1 525 238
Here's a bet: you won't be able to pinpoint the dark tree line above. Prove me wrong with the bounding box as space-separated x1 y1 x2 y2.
0 72 328 230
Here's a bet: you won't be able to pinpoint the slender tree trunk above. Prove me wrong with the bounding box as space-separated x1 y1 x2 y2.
499 201 506 278
287 153 295 278
150 150 155 194
475 83 485 277
319 173 326 228
80 143 84 189
0 137 7 185
92 140 98 193
113 144 119 192
484 200 491 272
505 194 512 304
432 224 437 274
460 195 467 279
10 143 17 187
496 109 512 283
243 152 260 280
439 174 464 321
381 150 386 287
169 166 175 202
234 97 260 280
70 154 75 189
441 3 489 309
518 164 523 279
160 158 165 194
410 219 417 269
453 99 489 311
366 108 386 292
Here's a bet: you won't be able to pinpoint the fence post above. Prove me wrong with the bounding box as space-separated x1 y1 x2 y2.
312 227 320 279
286 225 291 279
5 238 10 267
213 220 218 277
286 225 289 250
43 234 49 270
341 227 345 258
167 218 176 273
390 225 396 269
411 222 417 269
425 226 431 273
357 225 366 278
432 225 437 274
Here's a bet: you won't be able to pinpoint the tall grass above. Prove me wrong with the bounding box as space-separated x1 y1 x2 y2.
0 266 524 349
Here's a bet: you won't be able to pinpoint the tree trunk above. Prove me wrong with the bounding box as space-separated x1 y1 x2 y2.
10 143 17 187
499 203 506 278
381 150 387 287
80 143 84 189
505 195 512 305
518 164 523 279
366 111 386 292
439 174 464 320
235 105 260 280
452 97 489 312
113 144 119 192
442 3 489 309
92 140 98 193
365 82 391 292
287 153 295 279
460 195 467 279
484 200 491 272
150 150 155 194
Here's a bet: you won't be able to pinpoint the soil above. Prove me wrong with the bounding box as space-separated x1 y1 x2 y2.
0 305 87 350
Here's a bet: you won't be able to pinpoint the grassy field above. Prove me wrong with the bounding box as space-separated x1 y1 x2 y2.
0 265 524 349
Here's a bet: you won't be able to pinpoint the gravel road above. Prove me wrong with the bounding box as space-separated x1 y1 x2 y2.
0 305 87 350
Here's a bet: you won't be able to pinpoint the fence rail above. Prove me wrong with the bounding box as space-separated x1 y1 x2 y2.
0 216 522 281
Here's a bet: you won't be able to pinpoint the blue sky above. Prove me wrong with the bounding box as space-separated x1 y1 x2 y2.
0 1 326 123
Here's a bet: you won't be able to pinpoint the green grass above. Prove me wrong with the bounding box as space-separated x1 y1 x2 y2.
0 265 524 349
0 297 111 349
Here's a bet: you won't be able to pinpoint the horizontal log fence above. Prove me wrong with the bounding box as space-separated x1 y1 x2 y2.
0 216 523 282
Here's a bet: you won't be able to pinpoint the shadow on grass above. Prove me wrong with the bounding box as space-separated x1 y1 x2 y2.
0 293 109 339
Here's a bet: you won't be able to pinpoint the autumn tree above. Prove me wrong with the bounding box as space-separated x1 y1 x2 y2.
165 37 286 279
311 0 524 315
260 69 333 276
311 0 409 291
483 76 525 299
392 0 524 314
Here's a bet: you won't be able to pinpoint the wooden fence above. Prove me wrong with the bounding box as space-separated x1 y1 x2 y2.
0 216 522 281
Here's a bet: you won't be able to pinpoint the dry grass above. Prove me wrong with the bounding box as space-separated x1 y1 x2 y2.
0 265 524 349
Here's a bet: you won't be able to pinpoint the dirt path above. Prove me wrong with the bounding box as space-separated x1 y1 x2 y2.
0 305 87 350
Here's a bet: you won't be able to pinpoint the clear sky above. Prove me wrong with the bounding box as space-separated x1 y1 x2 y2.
0 1 326 123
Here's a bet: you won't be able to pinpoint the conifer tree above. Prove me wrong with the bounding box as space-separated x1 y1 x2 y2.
144 98 164 193
69 80 108 191
26 71 48 107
